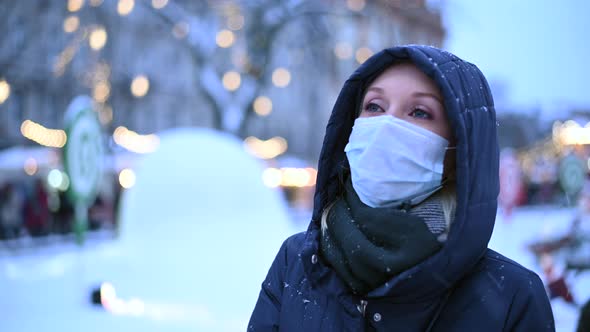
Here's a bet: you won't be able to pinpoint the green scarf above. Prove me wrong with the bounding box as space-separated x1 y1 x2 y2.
320 182 443 295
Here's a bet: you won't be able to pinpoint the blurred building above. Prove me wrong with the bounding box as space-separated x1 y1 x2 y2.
0 0 444 165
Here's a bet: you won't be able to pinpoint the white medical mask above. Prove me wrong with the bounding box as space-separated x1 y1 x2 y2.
344 115 450 208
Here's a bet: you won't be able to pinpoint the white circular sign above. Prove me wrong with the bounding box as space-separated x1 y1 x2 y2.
64 98 104 204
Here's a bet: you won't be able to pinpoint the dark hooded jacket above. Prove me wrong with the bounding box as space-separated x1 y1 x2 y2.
248 45 554 331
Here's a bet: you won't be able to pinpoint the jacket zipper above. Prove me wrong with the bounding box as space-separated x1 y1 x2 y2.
358 300 368 317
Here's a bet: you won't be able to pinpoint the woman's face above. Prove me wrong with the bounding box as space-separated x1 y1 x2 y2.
359 63 452 141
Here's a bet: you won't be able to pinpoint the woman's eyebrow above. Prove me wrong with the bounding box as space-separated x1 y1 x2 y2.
366 86 384 94
413 91 443 105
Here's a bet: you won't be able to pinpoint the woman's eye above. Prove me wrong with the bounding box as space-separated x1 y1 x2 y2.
410 108 431 119
365 103 383 113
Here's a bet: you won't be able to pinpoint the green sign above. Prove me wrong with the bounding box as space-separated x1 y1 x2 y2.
63 96 105 244
559 154 586 198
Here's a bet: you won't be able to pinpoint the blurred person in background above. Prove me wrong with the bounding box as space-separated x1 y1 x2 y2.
249 45 554 331
0 183 24 240
52 190 74 234
23 178 50 237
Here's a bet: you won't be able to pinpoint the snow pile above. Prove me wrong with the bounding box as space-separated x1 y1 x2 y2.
0 128 297 331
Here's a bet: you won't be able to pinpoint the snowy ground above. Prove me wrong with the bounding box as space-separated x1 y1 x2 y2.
0 129 587 331
491 206 590 331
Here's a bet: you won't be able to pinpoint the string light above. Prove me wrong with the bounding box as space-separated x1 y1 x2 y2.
119 169 136 189
222 71 241 91
113 126 159 153
253 96 272 116
272 68 291 88
89 26 108 50
243 136 287 159
20 120 67 148
151 0 168 9
68 0 84 12
117 0 134 16
0 79 10 104
130 75 150 97
216 29 235 48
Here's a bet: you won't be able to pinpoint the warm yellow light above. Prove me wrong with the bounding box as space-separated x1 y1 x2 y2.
272 68 291 88
113 126 159 153
334 42 353 60
227 15 244 30
20 120 67 148
172 22 190 39
0 80 10 104
216 29 235 48
243 136 288 159
222 71 241 91
63 16 80 33
89 0 103 7
262 168 282 188
117 0 134 16
355 47 373 64
24 158 38 176
93 81 111 103
119 169 136 189
89 27 108 50
151 0 168 9
554 120 590 145
253 96 272 116
68 0 84 12
262 167 317 188
346 0 366 11
130 75 150 97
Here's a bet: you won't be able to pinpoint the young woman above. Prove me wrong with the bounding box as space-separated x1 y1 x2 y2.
248 45 554 331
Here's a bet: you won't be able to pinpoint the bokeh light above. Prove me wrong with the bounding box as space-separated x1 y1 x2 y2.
253 96 272 116
243 136 287 159
151 0 168 9
113 126 159 153
89 26 108 50
89 0 103 7
20 120 67 148
0 79 10 104
119 168 136 189
272 68 291 88
68 0 84 12
216 29 235 48
117 0 134 16
222 71 241 91
130 75 150 98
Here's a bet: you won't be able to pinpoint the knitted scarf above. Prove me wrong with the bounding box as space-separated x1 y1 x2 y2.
320 181 443 295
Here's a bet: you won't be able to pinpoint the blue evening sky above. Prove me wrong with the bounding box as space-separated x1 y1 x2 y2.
441 0 590 115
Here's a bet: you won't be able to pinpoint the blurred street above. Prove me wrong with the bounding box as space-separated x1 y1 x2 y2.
1 0 590 331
